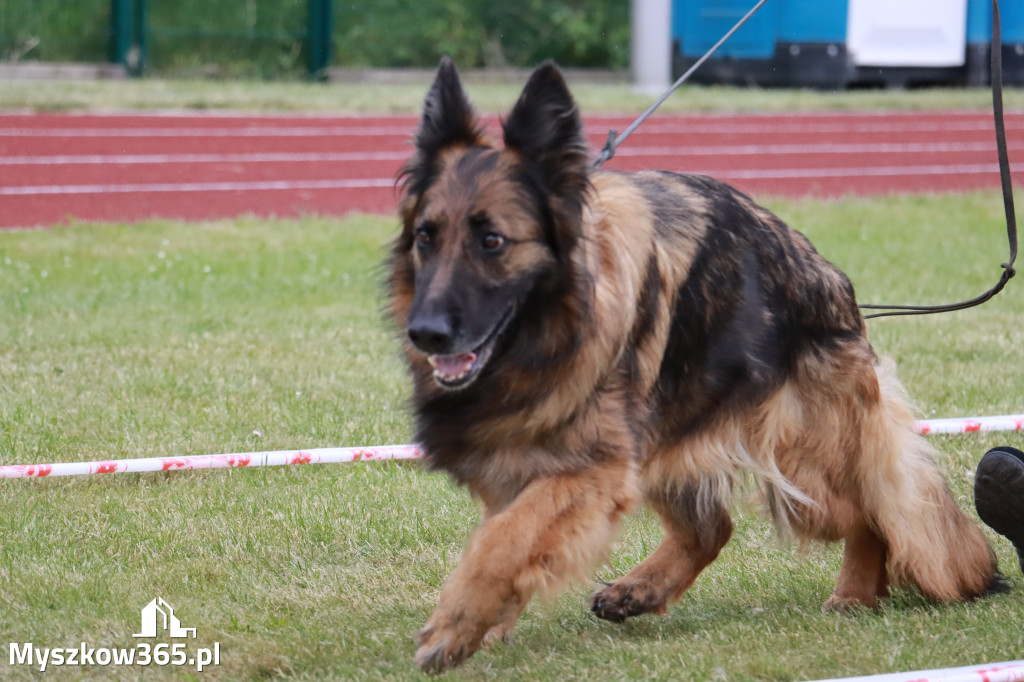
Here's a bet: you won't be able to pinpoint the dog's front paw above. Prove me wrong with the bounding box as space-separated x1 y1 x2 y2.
414 618 483 673
590 580 666 623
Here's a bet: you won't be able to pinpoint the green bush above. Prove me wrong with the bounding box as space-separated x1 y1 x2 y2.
334 0 629 69
0 0 629 78
0 0 110 62
145 0 309 78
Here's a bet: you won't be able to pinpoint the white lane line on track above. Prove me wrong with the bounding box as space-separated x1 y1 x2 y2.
0 151 410 165
716 162 1019 180
1 141 1011 166
2 163 1019 196
606 141 1005 156
632 121 1004 135
0 126 414 137
0 178 397 196
1 119 1017 138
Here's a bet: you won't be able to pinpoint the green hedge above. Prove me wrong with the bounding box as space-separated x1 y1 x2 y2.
0 0 111 63
146 0 311 78
334 0 629 69
0 0 629 78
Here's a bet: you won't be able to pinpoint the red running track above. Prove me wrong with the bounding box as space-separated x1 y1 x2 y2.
2 110 1023 228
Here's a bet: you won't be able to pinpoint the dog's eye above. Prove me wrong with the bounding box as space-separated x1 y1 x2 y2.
414 224 434 249
481 233 505 252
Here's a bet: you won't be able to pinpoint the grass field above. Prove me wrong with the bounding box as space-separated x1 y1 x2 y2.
1 193 1022 680
4 76 1024 114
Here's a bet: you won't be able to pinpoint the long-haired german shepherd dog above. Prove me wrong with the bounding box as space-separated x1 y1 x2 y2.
387 58 1000 671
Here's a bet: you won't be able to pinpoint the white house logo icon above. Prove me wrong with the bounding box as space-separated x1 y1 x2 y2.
133 597 196 639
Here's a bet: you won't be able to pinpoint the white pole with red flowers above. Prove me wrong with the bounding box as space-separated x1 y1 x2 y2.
1 415 1021 479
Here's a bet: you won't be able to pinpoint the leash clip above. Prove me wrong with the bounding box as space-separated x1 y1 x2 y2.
594 129 618 168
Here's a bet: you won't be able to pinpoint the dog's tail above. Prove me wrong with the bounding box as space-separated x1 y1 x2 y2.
858 360 998 601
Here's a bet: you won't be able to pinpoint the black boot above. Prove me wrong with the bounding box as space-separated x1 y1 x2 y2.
975 446 1024 575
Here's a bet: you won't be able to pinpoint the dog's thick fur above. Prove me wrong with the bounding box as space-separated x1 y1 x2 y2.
388 58 999 671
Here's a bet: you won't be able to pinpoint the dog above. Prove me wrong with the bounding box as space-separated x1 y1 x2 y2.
386 58 1000 672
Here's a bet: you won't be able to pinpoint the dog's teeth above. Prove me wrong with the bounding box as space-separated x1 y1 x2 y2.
428 352 479 387
433 368 469 382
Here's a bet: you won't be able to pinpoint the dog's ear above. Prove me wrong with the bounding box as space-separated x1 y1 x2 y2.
400 58 485 219
503 62 589 253
503 61 588 190
415 56 483 159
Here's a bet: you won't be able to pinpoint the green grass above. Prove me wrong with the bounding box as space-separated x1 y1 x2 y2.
0 196 1022 680
4 76 1024 114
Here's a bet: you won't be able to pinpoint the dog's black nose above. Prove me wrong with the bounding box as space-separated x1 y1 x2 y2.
408 315 455 355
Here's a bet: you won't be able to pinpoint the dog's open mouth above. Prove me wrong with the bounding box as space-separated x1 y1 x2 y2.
426 305 515 390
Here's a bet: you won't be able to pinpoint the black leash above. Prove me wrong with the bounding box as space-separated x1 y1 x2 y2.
592 0 1017 319
861 0 1017 318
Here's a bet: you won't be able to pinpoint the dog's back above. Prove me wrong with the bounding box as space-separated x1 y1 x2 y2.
580 168 997 621
586 169 863 440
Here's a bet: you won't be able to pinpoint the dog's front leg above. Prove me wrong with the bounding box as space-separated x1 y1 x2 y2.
414 458 638 672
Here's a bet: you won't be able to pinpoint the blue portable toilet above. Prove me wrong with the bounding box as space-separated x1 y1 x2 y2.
966 0 1024 85
672 0 1020 88
673 0 849 88
1003 0 1024 84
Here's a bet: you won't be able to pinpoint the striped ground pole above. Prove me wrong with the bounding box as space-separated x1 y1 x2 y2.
811 660 1024 682
0 415 1021 479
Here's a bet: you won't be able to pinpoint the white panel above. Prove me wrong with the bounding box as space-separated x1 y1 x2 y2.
847 0 968 67
632 0 673 93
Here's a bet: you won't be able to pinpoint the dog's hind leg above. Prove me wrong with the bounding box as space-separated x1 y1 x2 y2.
779 352 998 608
590 477 733 623
414 457 638 672
823 521 889 611
856 360 998 603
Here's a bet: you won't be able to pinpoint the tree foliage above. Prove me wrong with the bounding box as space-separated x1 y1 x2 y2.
334 0 629 69
0 0 630 76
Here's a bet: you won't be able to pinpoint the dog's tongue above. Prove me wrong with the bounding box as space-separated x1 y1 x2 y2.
430 353 476 380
